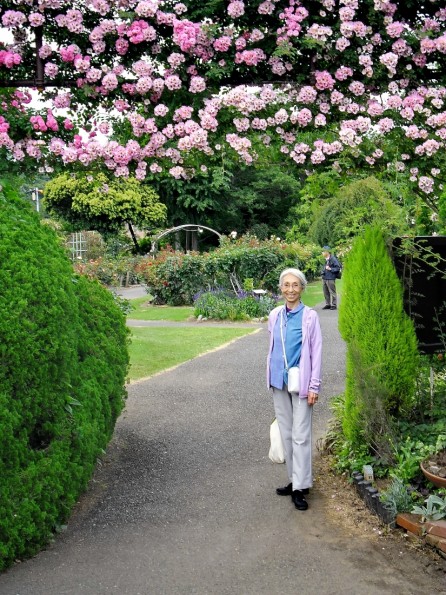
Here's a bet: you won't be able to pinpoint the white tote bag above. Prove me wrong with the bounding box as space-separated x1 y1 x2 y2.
269 418 285 464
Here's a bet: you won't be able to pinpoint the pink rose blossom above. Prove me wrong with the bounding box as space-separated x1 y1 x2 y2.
258 2 274 15
44 63 59 78
0 51 22 69
2 10 27 27
418 176 434 193
228 1 245 19
335 66 353 81
214 36 232 52
135 1 159 18
386 21 405 38
377 117 395 133
315 71 335 91
28 13 45 27
420 38 436 54
349 81 365 96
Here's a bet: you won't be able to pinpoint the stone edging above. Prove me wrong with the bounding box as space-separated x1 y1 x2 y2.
351 471 396 527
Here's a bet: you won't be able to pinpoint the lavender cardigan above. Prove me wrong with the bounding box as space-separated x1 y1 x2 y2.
266 305 322 397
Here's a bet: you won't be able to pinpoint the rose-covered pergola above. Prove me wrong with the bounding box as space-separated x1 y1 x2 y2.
1 0 446 213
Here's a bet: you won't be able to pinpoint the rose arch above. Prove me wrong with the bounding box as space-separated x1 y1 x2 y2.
150 223 222 253
1 0 446 215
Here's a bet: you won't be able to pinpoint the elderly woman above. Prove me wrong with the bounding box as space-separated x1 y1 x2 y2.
266 268 322 511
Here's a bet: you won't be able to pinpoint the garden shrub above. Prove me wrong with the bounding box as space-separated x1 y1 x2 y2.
136 250 206 305
134 236 322 305
338 226 419 450
310 176 408 250
74 254 142 286
0 186 129 570
194 289 277 321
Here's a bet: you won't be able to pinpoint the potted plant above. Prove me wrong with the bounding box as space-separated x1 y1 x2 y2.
420 449 446 489
419 432 446 486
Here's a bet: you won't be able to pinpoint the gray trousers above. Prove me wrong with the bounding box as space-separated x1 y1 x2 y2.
272 388 313 490
322 279 337 307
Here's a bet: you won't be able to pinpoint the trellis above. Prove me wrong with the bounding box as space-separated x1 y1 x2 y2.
67 232 86 261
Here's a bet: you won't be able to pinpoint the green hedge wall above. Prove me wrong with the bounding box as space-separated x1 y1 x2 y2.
338 226 419 448
0 185 129 570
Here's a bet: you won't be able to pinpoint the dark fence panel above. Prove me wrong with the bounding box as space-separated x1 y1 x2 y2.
392 236 446 355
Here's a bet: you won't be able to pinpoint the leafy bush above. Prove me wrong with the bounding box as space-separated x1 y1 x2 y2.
389 436 438 483
310 176 408 249
380 477 413 516
412 494 446 522
0 186 129 570
134 235 322 305
74 255 142 286
194 289 277 321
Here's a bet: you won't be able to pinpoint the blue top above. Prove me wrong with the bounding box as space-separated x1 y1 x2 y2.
269 303 304 390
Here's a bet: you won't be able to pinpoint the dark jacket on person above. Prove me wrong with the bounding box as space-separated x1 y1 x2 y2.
321 255 340 281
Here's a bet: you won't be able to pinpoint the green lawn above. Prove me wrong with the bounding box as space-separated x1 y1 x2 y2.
128 326 256 381
301 281 324 308
128 280 335 320
126 279 340 381
128 297 194 321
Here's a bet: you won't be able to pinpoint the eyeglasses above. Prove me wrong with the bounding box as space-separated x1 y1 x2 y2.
282 283 301 289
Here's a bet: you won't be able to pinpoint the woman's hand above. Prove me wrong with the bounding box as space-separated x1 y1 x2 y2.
308 391 319 406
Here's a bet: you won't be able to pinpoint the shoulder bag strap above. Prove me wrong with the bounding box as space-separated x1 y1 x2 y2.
279 307 289 371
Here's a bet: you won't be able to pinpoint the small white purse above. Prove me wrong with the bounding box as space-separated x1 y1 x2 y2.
287 366 300 393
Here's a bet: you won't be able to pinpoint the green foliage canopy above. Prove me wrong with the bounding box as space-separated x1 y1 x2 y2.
43 173 167 235
309 177 408 249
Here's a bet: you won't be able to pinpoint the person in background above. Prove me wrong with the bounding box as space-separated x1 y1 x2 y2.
266 268 322 511
321 246 340 310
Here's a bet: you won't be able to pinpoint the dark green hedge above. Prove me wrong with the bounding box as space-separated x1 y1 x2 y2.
0 184 129 570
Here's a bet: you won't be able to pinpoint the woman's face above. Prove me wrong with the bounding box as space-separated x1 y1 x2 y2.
281 273 303 308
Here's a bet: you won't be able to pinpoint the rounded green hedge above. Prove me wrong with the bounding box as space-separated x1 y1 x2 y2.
0 184 129 570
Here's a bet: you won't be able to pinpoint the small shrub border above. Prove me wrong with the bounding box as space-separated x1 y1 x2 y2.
74 255 141 287
193 289 278 321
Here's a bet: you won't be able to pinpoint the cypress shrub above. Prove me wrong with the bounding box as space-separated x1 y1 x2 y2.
0 186 129 570
338 226 418 448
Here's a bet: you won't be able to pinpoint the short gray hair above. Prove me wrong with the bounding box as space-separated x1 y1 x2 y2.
279 268 307 290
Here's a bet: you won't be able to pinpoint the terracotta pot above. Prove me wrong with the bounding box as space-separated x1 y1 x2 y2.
420 461 446 489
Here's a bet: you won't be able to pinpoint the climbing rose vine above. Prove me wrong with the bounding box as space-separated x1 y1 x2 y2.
1 0 446 206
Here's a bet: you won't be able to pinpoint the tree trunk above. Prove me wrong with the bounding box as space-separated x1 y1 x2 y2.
127 221 139 251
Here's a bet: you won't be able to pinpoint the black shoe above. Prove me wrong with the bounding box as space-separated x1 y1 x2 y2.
276 483 293 496
292 490 308 511
330 306 337 310
322 305 331 310
276 483 310 496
